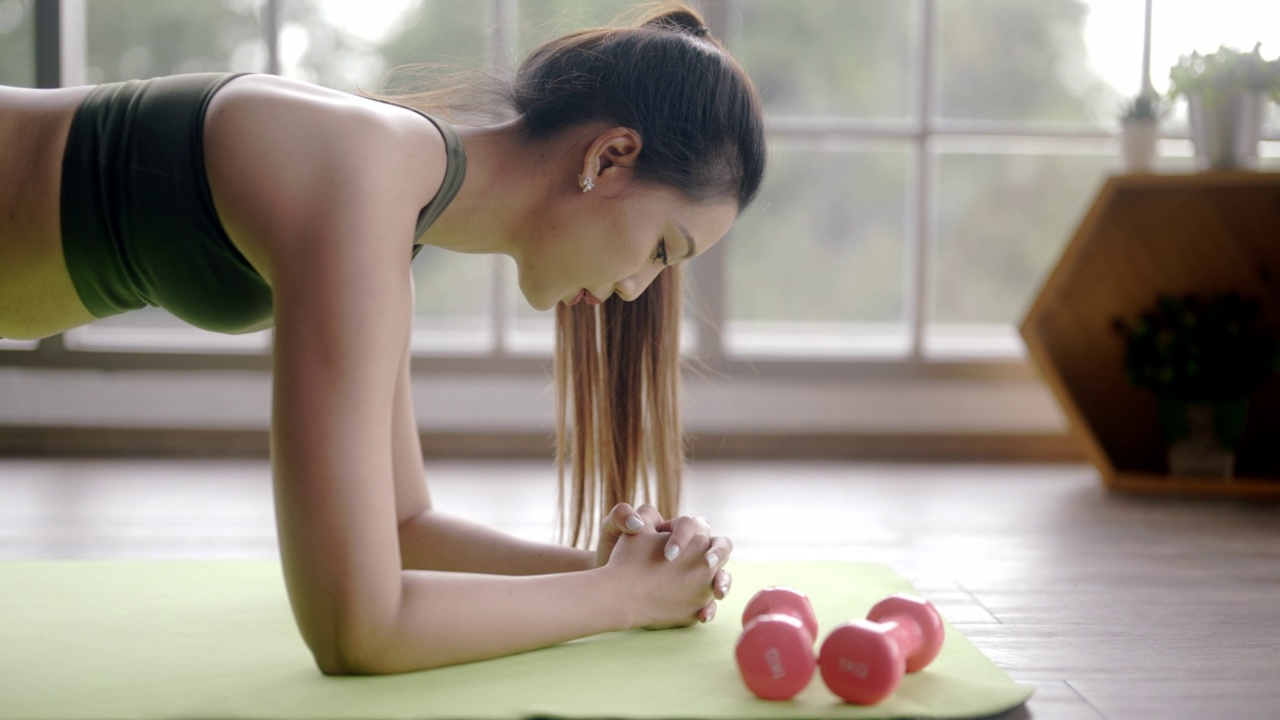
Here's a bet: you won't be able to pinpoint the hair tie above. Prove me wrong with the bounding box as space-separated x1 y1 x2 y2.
693 25 710 38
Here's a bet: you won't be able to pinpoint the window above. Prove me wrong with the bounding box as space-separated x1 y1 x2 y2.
0 0 35 88
83 0 261 84
14 0 1280 366
730 0 1276 363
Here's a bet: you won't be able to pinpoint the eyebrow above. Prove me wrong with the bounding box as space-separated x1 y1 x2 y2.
676 223 697 262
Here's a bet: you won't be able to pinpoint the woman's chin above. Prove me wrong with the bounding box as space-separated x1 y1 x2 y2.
524 291 557 313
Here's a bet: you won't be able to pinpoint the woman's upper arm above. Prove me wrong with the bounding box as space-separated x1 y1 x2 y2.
392 295 432 525
207 86 448 672
268 147 422 672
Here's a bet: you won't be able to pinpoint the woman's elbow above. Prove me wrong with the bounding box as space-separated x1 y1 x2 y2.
304 619 397 676
314 652 358 677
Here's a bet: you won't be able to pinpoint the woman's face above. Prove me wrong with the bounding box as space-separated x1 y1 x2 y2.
517 188 737 311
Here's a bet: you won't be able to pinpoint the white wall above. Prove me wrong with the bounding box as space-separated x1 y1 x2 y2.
0 367 1067 434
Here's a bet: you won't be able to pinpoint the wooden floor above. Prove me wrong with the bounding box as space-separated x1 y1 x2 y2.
3 458 1279 720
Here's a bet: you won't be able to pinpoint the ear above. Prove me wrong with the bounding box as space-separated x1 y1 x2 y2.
579 127 643 195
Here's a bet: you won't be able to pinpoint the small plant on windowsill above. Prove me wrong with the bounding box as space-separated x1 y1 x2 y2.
1120 94 1162 123
1118 93 1163 173
1112 291 1280 479
1167 44 1280 107
1167 44 1280 169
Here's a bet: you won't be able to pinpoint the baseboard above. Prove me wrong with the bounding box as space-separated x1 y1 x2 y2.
685 431 1086 463
0 426 1087 463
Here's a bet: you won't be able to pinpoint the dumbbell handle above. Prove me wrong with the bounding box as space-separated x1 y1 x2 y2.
876 614 923 664
867 594 943 673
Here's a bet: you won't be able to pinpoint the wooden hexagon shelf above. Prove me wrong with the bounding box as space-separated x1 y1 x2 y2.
1021 172 1280 498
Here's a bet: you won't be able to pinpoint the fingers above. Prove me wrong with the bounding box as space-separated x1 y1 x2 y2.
604 503 647 535
704 534 734 572
657 515 713 562
613 507 734 625
596 504 655 569
612 522 731 630
634 504 665 530
697 599 718 624
655 514 710 536
713 568 732 600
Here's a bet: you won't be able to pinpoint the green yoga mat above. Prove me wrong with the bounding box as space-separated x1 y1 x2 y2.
0 561 1031 719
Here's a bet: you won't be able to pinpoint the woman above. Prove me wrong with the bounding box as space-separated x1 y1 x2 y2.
0 3 766 674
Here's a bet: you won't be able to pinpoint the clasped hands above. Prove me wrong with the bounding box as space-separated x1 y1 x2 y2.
595 503 733 627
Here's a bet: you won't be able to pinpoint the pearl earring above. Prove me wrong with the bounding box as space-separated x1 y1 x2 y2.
580 176 595 193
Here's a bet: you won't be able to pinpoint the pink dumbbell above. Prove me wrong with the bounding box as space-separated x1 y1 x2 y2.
818 594 945 705
734 586 820 700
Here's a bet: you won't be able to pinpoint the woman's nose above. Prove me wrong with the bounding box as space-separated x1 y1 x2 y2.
615 264 664 302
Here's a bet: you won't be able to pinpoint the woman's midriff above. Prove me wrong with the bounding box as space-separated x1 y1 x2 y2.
0 84 97 340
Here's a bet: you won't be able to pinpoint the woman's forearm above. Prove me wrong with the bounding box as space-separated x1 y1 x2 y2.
343 566 630 674
397 509 594 575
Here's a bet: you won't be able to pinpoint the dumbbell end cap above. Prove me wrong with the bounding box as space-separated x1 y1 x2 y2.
818 620 902 705
736 614 817 700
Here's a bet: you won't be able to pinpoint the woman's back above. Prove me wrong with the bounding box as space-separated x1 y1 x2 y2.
0 83 96 338
0 73 446 339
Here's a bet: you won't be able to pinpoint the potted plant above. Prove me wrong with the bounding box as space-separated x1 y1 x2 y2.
1167 44 1280 170
1112 292 1280 479
1119 93 1162 173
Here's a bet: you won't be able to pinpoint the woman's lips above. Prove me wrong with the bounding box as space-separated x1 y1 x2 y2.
566 289 603 306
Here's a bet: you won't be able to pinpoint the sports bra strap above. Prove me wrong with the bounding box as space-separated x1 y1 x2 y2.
409 112 467 252
362 96 468 259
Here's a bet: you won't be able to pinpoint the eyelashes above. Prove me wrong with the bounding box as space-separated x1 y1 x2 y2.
656 238 670 266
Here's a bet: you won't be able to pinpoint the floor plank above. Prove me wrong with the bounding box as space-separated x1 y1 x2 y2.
3 458 1280 719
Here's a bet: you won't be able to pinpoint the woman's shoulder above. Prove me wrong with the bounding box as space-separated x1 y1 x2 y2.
207 72 448 192
207 73 445 153
203 73 448 277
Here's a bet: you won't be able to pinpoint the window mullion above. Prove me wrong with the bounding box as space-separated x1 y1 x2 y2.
60 0 84 86
34 0 59 88
37 0 85 88
909 0 937 362
689 0 733 368
489 0 517 356
262 0 281 75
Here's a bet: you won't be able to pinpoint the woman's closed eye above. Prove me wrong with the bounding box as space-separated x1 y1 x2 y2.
655 238 670 266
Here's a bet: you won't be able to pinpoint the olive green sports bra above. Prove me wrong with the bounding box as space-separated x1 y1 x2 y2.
59 72 466 335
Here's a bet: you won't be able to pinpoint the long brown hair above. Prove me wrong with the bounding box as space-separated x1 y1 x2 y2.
367 3 766 547
555 265 684 547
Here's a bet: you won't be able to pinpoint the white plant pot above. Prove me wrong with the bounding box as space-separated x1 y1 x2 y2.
1188 90 1269 170
1120 120 1159 173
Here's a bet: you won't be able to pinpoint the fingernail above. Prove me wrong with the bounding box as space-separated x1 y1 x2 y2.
625 516 644 532
718 581 729 595
706 606 716 622
705 552 720 569
665 544 681 561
